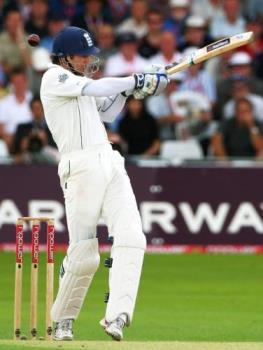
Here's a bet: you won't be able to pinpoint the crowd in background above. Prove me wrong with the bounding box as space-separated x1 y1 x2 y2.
0 0 262 164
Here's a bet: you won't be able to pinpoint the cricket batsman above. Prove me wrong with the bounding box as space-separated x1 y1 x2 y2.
40 26 168 341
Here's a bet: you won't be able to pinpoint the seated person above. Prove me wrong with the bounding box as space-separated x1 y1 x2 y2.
104 32 147 76
146 73 184 140
169 90 217 155
179 47 216 105
116 0 148 39
216 51 263 117
163 0 191 42
12 95 58 163
138 9 163 59
178 15 213 52
212 97 263 159
118 97 160 156
223 76 263 122
149 31 182 68
0 67 33 151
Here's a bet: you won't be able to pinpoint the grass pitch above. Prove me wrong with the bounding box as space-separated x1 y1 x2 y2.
1 340 263 350
1 252 263 349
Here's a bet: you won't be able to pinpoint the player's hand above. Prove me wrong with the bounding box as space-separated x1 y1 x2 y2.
121 65 168 99
144 64 166 74
133 71 169 100
135 64 168 99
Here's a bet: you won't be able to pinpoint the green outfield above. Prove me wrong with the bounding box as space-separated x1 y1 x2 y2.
1 252 263 349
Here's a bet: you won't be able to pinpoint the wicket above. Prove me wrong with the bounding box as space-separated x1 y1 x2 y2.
14 217 55 341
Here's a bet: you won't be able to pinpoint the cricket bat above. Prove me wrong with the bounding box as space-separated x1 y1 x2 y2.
165 31 254 75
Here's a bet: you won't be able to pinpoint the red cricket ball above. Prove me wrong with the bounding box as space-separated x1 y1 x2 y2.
27 34 40 47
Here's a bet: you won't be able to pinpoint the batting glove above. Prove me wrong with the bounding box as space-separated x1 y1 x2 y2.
135 64 168 99
133 71 169 100
121 65 169 99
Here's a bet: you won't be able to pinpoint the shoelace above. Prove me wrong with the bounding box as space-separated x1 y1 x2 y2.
115 317 125 329
60 319 73 331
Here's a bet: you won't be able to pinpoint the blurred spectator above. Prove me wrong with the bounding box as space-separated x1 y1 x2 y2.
146 73 185 140
191 0 223 22
0 67 32 150
205 50 234 79
216 52 263 116
0 138 9 160
223 76 263 122
179 47 217 104
28 47 51 95
253 52 263 81
13 95 58 163
71 0 108 39
149 31 182 67
25 0 49 39
138 9 163 59
117 0 148 39
212 97 263 159
0 0 5 31
16 0 31 21
242 16 263 81
104 32 147 76
0 6 32 74
242 16 263 58
244 0 263 20
104 0 130 25
169 90 217 154
179 15 213 51
163 0 191 42
49 0 83 22
96 24 117 63
0 63 7 98
189 103 217 156
227 53 263 92
118 97 160 156
210 0 246 38
40 13 67 52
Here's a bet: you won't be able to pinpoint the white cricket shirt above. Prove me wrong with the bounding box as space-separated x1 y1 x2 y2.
0 92 32 134
40 64 109 154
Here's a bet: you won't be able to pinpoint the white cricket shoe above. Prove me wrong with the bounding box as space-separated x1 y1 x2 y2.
100 314 127 341
53 319 74 341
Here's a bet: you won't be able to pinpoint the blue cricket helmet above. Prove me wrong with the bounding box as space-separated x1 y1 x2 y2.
52 26 100 57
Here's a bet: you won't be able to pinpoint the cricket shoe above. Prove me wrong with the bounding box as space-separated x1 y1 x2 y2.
53 319 74 341
100 314 127 341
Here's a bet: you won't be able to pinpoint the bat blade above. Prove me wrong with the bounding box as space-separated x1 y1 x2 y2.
165 31 254 76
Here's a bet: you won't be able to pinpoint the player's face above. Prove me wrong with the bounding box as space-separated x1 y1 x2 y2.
67 54 100 77
69 55 92 74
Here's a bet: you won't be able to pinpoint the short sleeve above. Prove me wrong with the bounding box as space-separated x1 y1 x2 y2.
41 66 92 98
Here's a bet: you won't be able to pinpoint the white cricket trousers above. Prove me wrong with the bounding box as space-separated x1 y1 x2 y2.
58 143 144 243
57 143 146 323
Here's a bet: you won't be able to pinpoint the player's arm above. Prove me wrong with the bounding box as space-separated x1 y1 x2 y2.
83 73 168 122
143 139 160 156
81 73 168 98
95 94 127 122
211 132 227 159
249 127 263 155
43 67 168 101
82 77 135 97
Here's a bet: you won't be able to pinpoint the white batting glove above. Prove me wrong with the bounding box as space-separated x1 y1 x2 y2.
121 65 168 99
133 64 168 99
144 63 166 74
133 72 169 100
